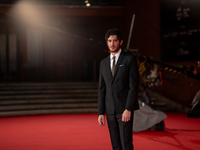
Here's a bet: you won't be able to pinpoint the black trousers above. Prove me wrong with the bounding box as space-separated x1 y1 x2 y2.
106 112 134 150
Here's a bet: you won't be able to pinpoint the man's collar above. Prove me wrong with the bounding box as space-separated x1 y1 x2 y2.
110 48 122 58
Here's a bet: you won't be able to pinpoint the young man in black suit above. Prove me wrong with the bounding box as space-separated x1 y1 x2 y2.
98 28 139 150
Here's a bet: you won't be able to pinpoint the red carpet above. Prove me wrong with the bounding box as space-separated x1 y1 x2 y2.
134 112 200 150
0 112 200 150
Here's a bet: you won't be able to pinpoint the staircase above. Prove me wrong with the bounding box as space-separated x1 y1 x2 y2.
0 82 98 117
0 82 189 117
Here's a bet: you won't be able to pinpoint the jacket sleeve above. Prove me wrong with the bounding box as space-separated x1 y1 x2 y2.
98 61 106 115
125 54 139 111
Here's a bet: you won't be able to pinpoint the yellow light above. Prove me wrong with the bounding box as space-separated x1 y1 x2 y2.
177 71 181 74
86 3 91 7
169 68 173 72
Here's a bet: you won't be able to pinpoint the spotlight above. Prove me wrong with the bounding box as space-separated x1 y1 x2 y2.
86 3 91 7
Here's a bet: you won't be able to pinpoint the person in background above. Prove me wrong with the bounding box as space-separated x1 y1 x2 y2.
98 28 139 150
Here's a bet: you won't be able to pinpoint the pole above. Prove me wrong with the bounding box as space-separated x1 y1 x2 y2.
126 14 135 49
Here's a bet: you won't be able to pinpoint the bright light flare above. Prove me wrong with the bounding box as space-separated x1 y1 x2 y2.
86 3 91 7
10 1 48 27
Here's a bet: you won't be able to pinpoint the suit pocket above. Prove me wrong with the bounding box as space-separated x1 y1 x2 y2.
119 64 126 67
118 65 127 71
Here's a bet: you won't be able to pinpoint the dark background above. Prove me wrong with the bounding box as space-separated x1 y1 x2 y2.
0 0 200 107
161 0 200 61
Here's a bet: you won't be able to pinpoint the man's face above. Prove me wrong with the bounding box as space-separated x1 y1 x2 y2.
107 35 123 53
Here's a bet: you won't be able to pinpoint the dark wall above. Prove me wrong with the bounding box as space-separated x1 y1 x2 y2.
122 0 200 107
161 0 200 62
14 16 124 81
123 0 161 60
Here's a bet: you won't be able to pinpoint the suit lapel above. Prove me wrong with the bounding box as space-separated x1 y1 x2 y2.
106 56 113 80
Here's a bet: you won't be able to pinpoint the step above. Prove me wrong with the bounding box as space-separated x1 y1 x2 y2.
0 98 97 105
0 82 98 87
0 108 98 117
0 89 98 95
0 93 98 100
0 103 98 111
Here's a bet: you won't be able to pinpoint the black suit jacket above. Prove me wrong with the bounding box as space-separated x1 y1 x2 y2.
98 50 139 115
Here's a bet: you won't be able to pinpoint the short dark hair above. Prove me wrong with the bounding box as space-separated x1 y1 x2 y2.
105 28 123 42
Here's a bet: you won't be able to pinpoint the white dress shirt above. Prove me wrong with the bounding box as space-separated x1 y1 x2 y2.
110 48 122 70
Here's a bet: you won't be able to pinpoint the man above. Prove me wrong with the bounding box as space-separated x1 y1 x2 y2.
98 28 139 150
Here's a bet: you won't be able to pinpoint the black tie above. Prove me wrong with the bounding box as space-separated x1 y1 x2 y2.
112 56 116 77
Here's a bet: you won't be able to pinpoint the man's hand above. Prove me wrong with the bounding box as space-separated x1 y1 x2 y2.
122 109 131 122
98 115 105 126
